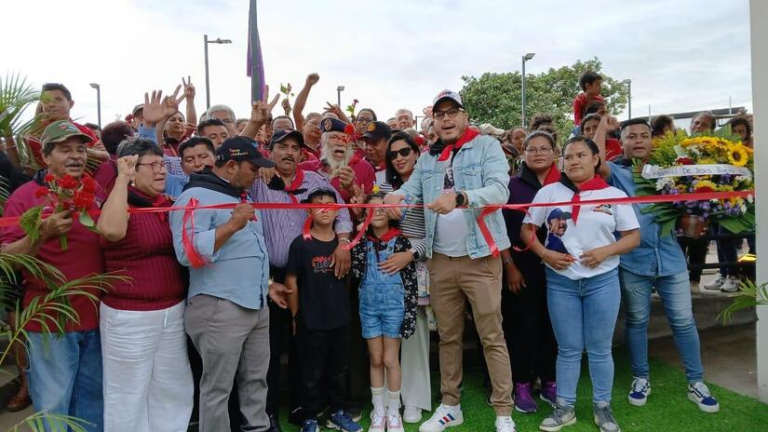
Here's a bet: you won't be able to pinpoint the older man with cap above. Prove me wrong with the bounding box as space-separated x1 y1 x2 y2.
361 121 393 189
300 118 375 203
0 120 107 432
251 128 353 430
170 136 292 432
384 90 516 432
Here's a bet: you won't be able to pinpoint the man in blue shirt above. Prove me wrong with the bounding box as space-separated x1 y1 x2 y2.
595 117 719 414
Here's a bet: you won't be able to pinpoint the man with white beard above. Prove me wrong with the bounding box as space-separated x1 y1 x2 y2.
299 118 375 203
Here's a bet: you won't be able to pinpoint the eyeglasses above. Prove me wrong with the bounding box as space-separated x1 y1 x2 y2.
387 147 413 160
137 161 167 172
432 108 464 121
524 147 554 155
356 117 373 124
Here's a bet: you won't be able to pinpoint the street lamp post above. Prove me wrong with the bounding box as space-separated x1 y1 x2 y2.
623 79 633 119
337 86 345 107
89 83 101 128
204 34 233 109
521 53 536 128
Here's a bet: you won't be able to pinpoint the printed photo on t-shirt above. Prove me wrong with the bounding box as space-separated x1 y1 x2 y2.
545 208 572 255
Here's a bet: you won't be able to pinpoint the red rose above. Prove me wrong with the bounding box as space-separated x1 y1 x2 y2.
81 175 96 193
34 186 50 199
344 124 356 136
73 190 96 209
44 173 55 183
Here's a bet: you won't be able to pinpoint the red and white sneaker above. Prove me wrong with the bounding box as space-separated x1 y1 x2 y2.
418 404 463 432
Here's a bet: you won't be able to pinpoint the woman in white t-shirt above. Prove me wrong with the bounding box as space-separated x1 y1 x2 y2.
523 137 640 432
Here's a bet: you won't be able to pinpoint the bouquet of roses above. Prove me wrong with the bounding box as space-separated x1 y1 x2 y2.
633 129 755 237
20 173 100 250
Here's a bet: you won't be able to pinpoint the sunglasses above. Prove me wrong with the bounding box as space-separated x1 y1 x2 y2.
387 147 413 160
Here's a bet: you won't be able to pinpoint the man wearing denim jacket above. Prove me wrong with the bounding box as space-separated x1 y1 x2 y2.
384 90 515 432
170 136 290 432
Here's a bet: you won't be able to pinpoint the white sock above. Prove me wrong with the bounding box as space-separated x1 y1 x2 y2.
388 390 402 416
371 387 385 414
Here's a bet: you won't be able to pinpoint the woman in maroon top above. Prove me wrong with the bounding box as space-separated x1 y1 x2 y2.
96 138 193 431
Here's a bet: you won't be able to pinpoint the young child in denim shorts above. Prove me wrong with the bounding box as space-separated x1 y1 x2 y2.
351 192 418 432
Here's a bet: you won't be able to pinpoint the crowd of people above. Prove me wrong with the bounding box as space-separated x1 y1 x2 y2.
0 69 754 432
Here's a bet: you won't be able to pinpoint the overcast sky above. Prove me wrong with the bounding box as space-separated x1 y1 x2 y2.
2 0 753 127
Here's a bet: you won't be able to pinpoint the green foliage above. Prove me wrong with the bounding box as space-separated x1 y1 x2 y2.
460 57 629 145
19 205 43 244
718 280 767 324
0 72 39 138
0 253 128 430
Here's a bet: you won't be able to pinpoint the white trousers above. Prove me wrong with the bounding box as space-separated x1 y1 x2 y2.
100 301 193 432
400 308 432 411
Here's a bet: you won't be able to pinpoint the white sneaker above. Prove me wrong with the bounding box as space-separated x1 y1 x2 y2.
418 404 463 432
703 275 726 290
627 377 651 406
370 409 386 432
495 415 516 432
403 406 423 424
720 276 741 293
387 412 405 432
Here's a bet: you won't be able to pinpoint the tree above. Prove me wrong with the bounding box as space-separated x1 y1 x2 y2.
460 57 629 144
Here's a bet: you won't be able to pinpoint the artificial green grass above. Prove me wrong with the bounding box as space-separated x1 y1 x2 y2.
281 349 768 432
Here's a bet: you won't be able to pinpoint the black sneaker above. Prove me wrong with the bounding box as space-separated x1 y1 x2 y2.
345 406 363 423
268 414 283 432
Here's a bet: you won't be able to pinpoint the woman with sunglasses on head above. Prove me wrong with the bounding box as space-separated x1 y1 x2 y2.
381 131 433 424
500 131 561 415
523 137 640 432
96 137 193 431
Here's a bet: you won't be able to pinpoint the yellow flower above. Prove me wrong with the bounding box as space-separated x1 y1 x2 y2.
695 180 718 193
371 184 381 194
727 144 749 167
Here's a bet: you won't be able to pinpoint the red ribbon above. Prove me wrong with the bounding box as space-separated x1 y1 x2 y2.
345 210 375 251
437 128 480 161
476 206 502 257
181 198 208 269
302 214 313 240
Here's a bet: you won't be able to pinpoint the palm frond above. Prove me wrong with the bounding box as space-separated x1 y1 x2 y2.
0 72 39 138
718 279 768 324
11 411 91 432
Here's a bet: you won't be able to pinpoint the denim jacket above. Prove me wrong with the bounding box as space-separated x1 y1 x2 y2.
395 134 510 259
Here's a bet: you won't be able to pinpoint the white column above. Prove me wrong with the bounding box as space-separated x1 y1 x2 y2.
750 0 768 404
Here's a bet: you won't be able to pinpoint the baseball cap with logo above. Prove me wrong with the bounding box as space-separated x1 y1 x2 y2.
362 121 392 142
270 128 307 149
216 136 276 168
432 89 463 108
41 120 95 146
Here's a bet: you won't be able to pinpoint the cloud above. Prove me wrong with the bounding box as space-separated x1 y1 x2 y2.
1 0 752 127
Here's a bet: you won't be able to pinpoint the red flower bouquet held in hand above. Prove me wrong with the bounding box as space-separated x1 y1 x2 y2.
21 173 100 250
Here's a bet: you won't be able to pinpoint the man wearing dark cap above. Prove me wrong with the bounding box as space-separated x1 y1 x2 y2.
170 136 292 432
362 121 393 187
384 89 515 432
300 118 375 203
594 117 719 414
131 104 145 131
1 120 107 431
250 129 352 430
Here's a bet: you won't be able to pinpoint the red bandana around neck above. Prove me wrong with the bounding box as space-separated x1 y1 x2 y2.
367 227 402 243
284 169 305 204
543 163 561 186
571 175 610 223
437 128 480 161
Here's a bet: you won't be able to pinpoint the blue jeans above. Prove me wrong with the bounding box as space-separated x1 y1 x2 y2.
715 224 740 277
27 330 104 432
546 268 620 405
620 269 704 383
359 282 405 339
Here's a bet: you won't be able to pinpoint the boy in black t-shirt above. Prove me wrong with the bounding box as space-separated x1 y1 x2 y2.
286 189 361 432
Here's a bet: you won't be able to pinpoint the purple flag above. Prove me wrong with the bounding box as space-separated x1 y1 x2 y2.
247 0 265 102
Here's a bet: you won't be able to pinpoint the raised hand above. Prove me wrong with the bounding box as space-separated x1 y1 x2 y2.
305 73 320 87
116 155 139 182
249 84 280 125
162 84 187 118
182 76 196 101
282 98 292 116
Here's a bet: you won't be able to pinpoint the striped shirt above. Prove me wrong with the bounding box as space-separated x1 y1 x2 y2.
251 170 353 268
398 194 427 257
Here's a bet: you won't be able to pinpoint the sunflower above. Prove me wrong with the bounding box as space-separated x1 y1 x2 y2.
727 144 749 167
695 180 718 193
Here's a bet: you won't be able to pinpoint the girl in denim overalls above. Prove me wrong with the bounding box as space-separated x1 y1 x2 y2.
351 193 418 432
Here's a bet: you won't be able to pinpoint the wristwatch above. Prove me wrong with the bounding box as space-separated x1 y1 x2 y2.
409 248 421 261
455 191 466 207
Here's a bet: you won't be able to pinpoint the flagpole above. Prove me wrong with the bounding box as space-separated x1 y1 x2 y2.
249 0 263 103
